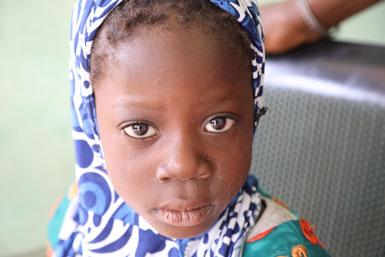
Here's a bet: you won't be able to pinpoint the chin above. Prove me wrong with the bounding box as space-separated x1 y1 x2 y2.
144 206 221 239
154 219 216 239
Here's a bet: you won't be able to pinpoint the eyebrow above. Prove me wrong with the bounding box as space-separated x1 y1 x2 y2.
110 90 243 110
215 92 242 102
201 91 244 106
111 98 164 110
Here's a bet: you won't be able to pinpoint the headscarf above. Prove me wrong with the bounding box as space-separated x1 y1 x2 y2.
52 0 266 256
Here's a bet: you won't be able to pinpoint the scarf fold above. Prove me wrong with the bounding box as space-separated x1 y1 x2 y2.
53 0 266 256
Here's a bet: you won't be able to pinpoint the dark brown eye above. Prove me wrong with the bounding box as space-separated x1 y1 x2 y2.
204 116 235 133
210 117 226 130
123 123 157 139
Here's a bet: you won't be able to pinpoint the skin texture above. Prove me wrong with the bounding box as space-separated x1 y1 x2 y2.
93 24 254 239
260 0 380 54
260 1 320 54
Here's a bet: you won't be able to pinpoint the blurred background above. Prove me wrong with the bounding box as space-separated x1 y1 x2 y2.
0 0 384 256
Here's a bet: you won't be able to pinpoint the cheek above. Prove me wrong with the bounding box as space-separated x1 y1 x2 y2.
99 129 158 209
105 150 159 211
211 129 253 200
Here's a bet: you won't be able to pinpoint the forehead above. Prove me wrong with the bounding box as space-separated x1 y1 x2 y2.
95 25 252 110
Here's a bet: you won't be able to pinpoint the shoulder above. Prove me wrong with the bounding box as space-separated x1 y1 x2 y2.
243 196 331 257
247 196 297 238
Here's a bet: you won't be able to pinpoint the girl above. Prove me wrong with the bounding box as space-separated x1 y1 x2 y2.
48 0 331 256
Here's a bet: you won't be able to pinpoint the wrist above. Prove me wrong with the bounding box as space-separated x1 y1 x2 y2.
294 0 328 35
289 0 322 45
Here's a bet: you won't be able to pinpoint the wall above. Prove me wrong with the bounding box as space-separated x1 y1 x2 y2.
0 1 73 255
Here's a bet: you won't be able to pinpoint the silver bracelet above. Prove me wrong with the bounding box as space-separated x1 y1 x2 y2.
295 0 328 35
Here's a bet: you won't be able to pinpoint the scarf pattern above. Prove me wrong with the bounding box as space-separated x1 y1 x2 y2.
53 0 265 256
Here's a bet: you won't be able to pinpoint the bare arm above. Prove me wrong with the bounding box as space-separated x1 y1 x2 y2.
309 0 379 28
260 0 380 54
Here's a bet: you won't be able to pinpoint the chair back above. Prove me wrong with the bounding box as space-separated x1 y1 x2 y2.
251 41 385 257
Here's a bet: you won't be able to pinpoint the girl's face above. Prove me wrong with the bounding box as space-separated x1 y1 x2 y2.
94 24 254 238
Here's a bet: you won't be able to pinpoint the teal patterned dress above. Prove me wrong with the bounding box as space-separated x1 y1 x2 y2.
243 219 331 257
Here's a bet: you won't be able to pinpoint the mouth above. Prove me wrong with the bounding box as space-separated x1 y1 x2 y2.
155 202 215 227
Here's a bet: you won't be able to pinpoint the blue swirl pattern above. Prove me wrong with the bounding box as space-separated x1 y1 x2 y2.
52 0 266 256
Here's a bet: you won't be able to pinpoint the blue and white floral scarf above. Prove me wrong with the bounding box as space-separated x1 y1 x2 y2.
52 0 266 256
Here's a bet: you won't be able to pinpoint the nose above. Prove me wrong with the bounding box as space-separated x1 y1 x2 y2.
156 135 212 182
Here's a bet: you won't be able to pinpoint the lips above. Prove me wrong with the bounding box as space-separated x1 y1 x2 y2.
155 201 214 227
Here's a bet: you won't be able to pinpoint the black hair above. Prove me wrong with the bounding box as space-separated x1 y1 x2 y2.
90 0 254 83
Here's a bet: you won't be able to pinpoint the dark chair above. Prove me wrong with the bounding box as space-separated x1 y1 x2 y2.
251 41 385 257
